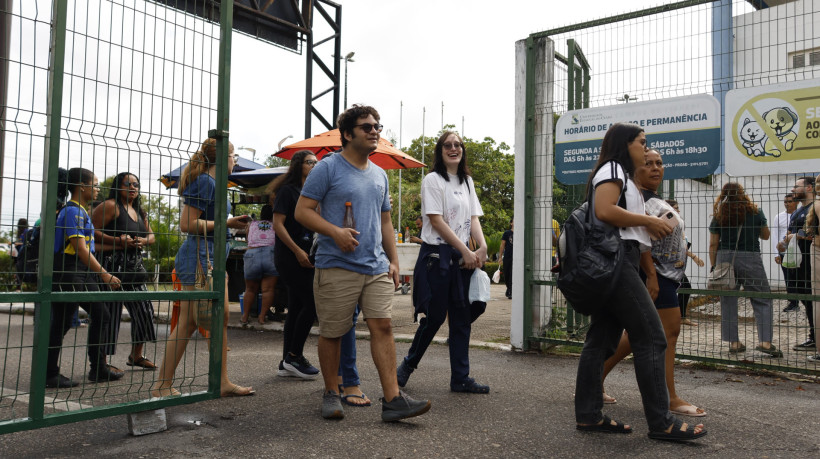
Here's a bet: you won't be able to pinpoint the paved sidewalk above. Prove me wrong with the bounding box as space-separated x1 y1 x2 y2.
1 310 818 457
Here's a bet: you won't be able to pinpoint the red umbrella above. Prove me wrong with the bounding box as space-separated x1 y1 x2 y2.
274 129 425 170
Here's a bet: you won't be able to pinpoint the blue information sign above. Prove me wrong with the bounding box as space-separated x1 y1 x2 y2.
555 95 721 185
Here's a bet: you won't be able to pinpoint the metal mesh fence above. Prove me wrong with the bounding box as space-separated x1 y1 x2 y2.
525 0 820 375
1 0 231 432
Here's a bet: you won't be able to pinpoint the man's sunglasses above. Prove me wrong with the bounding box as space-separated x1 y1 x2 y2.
355 123 384 133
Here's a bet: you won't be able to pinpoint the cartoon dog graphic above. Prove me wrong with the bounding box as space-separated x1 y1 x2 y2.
739 118 766 157
761 106 798 157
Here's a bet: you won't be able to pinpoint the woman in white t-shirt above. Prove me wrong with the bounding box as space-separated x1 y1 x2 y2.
396 131 490 394
574 123 706 442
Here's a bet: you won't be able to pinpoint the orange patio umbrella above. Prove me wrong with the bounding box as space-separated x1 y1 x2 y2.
274 129 426 170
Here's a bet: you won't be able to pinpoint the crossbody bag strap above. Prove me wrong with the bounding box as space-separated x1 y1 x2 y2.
729 225 742 265
195 220 212 274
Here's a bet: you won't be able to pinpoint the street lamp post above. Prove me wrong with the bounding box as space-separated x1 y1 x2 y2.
277 135 293 151
338 51 355 109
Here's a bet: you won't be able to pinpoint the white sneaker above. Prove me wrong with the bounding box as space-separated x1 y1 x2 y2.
277 360 296 377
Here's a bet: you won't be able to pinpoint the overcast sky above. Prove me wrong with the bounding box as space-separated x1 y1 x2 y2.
229 0 676 161
5 0 755 230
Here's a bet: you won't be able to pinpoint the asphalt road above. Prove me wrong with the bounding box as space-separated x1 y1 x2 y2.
1 322 819 458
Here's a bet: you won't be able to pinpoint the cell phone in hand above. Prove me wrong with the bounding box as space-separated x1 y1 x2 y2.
661 211 681 230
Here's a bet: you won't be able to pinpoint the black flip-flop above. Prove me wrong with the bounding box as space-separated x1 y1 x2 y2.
648 418 707 442
341 393 372 407
576 415 632 434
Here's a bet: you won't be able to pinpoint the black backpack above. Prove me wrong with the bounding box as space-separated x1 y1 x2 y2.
16 226 41 283
556 178 626 316
16 168 71 284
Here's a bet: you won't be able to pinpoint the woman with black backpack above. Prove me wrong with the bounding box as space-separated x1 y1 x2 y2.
92 172 158 370
573 123 706 442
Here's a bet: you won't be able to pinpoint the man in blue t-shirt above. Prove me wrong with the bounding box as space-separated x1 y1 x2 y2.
296 104 431 422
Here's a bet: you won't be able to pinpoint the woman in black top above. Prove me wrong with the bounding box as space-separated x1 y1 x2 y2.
92 172 158 369
269 150 320 379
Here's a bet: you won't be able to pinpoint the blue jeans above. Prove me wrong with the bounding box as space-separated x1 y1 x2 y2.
575 242 674 431
717 250 774 343
338 306 360 388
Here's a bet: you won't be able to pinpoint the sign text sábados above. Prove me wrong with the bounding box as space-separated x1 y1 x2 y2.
555 94 721 185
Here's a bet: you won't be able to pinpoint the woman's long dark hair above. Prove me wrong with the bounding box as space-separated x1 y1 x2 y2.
107 172 147 220
714 182 757 227
585 123 644 195
268 150 314 195
431 131 471 184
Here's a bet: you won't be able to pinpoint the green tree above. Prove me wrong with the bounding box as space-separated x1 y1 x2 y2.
387 127 515 239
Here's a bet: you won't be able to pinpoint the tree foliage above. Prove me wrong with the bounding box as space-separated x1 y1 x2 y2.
386 127 515 241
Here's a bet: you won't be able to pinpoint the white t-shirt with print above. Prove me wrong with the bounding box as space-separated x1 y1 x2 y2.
591 161 651 250
420 172 483 246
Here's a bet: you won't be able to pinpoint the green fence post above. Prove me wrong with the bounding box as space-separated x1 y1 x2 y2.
207 0 236 397
28 0 69 421
522 35 536 350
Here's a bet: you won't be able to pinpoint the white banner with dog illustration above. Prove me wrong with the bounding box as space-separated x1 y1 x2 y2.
725 78 820 176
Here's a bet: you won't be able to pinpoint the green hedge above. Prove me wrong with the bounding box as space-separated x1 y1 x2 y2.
0 252 18 291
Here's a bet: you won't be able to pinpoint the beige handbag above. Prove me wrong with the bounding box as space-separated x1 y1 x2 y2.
194 222 213 330
707 229 741 291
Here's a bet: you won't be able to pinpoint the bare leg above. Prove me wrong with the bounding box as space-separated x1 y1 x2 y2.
151 286 198 396
601 331 632 398
258 276 277 324
657 308 690 411
367 318 399 401
241 279 260 323
220 279 252 395
130 343 144 361
319 335 342 393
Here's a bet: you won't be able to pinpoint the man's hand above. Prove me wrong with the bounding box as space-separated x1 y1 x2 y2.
388 262 399 289
332 227 360 252
775 255 782 265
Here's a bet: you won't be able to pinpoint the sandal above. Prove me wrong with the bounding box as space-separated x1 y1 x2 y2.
755 344 783 358
127 355 157 370
603 393 617 404
341 393 372 407
671 404 707 417
648 418 707 441
728 343 746 354
576 415 632 434
150 387 181 398
221 384 255 397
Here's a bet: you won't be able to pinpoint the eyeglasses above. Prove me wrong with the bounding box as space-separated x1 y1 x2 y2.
443 142 462 150
122 181 140 189
304 160 318 166
355 123 384 133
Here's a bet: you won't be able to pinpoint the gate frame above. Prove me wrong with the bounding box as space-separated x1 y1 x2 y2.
515 0 820 376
